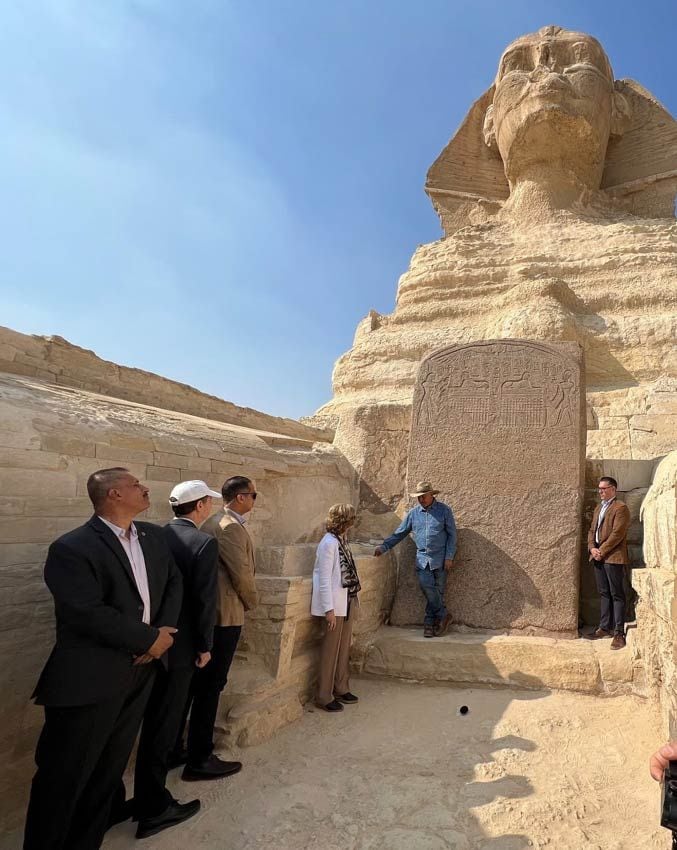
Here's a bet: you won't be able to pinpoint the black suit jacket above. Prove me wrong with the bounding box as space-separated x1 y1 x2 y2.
33 515 183 707
163 518 218 669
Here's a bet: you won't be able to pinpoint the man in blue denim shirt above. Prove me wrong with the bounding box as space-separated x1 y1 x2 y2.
375 481 457 638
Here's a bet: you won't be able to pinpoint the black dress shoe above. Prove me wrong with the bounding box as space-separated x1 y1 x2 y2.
317 699 344 712
135 798 200 839
167 746 189 769
181 754 243 781
107 797 135 829
335 692 358 703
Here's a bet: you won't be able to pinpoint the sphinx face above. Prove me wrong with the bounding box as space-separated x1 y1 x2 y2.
487 29 616 189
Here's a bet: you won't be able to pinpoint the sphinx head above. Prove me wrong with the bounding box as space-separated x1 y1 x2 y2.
483 26 630 191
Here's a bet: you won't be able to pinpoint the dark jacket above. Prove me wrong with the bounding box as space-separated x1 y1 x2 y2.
33 515 183 707
162 518 218 668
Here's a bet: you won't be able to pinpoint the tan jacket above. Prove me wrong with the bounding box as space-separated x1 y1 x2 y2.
587 499 631 565
201 510 258 626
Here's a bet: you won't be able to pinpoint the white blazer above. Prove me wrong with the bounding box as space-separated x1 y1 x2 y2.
311 533 348 617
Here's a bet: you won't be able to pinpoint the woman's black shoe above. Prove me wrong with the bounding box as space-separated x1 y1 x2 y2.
335 692 358 703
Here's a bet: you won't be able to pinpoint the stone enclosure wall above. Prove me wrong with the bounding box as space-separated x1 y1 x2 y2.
632 452 677 736
0 352 396 835
0 324 332 442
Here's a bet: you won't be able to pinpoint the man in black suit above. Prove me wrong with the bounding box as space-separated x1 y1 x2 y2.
130 480 222 838
23 467 182 850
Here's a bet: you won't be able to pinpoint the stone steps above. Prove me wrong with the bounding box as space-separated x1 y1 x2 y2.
362 626 640 695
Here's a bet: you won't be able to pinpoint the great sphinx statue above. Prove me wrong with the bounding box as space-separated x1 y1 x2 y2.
315 26 677 546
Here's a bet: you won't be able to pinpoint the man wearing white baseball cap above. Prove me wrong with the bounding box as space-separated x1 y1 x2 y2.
130 480 223 838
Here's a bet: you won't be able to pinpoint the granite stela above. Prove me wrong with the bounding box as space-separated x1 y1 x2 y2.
402 340 586 636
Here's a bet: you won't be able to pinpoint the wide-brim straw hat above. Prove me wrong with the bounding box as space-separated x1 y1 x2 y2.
410 480 440 497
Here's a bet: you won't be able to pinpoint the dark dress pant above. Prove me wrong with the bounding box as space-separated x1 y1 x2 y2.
23 664 155 850
176 625 241 765
593 560 627 634
133 664 194 817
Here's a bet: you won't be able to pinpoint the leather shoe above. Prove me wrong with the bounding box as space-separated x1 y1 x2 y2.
423 624 435 638
611 633 626 650
135 798 200 839
181 754 243 781
167 746 189 769
317 699 344 712
335 692 358 703
107 797 135 829
587 628 611 640
435 613 451 636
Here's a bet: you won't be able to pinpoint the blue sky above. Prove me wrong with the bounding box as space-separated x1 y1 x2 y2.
1 1 675 419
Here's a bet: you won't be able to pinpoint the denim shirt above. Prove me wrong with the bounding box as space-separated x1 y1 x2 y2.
380 500 457 570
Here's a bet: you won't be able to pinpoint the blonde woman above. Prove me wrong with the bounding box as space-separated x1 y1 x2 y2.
311 504 361 712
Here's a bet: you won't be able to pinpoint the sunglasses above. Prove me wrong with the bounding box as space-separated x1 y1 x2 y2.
239 492 257 500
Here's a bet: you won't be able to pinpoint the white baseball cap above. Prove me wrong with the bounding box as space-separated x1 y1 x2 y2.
169 480 222 506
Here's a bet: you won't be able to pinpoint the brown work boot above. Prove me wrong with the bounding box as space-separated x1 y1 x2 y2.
610 633 626 650
435 613 451 637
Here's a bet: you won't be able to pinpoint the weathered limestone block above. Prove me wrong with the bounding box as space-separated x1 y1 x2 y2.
224 687 304 748
256 544 317 577
632 452 677 735
333 403 411 538
0 325 334 442
641 452 677 572
152 451 212 471
633 569 677 735
362 628 637 694
351 550 397 657
401 340 585 635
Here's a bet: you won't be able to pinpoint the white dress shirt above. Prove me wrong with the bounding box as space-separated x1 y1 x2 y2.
595 498 615 545
98 516 151 624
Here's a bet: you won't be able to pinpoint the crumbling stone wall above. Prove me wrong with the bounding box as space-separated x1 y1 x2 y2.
0 368 357 834
0 325 332 442
633 452 677 736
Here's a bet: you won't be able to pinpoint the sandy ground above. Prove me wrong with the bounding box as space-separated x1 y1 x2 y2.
101 679 668 850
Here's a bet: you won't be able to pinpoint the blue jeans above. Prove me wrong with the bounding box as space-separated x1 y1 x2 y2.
416 566 448 626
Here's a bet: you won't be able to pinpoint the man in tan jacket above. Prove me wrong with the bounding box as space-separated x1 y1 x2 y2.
178 476 258 780
587 476 631 650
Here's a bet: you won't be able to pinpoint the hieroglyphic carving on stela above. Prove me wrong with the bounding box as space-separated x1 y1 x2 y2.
415 340 578 432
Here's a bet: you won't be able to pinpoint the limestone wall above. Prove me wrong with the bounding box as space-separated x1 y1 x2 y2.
633 451 677 736
0 325 332 442
0 370 355 833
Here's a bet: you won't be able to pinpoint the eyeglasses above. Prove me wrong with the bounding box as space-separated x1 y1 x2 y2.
239 492 257 500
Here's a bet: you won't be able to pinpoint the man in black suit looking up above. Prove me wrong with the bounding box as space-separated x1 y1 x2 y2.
130 480 222 839
23 467 182 850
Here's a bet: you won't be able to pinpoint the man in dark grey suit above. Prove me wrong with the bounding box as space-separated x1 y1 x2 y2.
23 467 182 850
130 480 223 838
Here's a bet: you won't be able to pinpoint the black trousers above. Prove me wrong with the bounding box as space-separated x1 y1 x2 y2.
23 664 155 850
593 561 627 634
133 664 194 817
176 625 241 765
